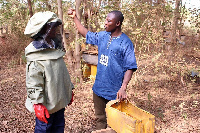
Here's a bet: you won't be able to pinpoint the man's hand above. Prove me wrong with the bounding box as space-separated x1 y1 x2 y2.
68 8 76 18
34 103 50 123
68 91 74 106
117 86 127 101
67 8 88 37
117 70 133 101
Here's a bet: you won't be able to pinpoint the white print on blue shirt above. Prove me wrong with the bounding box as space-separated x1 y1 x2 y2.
99 54 108 66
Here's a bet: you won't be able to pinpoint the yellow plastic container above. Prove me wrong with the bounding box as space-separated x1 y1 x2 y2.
106 100 155 133
82 63 91 78
90 65 97 80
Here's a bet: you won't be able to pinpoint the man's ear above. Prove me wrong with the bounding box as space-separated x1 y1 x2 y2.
116 21 121 27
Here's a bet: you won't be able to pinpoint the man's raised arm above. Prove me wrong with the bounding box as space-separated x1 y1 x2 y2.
68 8 88 38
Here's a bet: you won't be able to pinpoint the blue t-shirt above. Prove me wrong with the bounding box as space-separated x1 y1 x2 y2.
86 31 137 100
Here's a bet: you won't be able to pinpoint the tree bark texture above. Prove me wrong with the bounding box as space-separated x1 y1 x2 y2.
171 0 181 44
57 0 73 66
75 0 83 82
27 0 33 17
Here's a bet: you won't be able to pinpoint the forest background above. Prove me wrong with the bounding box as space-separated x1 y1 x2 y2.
0 0 199 132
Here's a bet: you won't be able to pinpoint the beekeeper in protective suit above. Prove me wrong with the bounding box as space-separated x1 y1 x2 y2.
24 11 74 133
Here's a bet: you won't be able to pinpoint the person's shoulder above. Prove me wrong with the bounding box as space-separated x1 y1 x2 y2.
99 31 110 36
87 30 109 35
122 33 130 39
121 33 133 43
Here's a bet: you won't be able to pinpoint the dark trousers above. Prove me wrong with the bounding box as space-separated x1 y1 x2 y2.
35 108 65 133
93 92 109 130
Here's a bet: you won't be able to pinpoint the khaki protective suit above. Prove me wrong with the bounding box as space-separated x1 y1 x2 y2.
25 43 74 114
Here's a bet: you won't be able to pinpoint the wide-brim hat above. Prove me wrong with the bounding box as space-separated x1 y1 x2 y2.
24 11 62 37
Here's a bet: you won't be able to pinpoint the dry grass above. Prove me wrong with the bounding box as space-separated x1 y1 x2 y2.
0 35 199 132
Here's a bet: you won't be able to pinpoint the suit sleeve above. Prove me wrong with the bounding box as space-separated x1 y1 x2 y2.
26 61 45 104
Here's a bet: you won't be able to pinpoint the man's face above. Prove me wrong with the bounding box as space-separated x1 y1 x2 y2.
47 25 60 39
44 23 61 39
104 13 118 32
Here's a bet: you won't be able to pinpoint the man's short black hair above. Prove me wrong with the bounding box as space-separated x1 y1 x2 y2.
109 10 124 25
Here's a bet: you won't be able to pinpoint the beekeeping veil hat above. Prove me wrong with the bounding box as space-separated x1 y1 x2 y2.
24 11 62 37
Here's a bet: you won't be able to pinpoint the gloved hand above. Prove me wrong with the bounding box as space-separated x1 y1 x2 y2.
68 91 74 106
33 103 50 123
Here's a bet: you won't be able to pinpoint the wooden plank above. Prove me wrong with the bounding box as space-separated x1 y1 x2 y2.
83 50 98 55
91 128 116 133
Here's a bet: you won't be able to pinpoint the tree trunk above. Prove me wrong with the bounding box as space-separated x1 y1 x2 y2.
27 0 33 17
57 0 66 48
57 0 73 66
171 0 181 44
75 0 83 82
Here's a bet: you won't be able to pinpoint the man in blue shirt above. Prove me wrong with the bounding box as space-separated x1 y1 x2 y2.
68 9 137 130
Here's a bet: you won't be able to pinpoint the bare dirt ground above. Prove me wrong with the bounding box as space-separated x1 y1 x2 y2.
0 42 199 133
